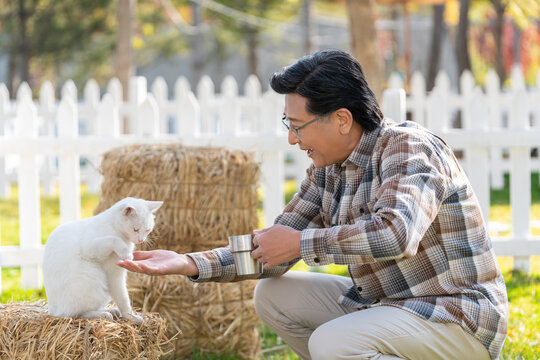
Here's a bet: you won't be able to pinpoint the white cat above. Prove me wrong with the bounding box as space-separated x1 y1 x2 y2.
43 197 163 323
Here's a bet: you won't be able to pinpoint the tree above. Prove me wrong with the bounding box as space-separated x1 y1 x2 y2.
346 0 383 100
115 0 136 100
456 0 472 78
0 0 114 93
489 0 540 85
427 3 446 91
201 0 299 80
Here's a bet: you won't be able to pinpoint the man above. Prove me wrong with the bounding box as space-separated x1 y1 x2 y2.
117 50 508 360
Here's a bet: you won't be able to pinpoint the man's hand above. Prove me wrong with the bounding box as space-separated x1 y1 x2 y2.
251 224 301 270
116 250 199 276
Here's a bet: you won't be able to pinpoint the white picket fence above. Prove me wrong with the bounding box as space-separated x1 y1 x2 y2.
1 69 540 294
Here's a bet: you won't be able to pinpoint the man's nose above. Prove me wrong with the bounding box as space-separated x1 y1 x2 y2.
288 130 299 145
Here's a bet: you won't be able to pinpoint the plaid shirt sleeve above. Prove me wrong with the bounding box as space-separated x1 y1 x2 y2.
300 131 450 267
187 166 323 282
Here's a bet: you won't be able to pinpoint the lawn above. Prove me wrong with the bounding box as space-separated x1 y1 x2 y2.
1 174 539 359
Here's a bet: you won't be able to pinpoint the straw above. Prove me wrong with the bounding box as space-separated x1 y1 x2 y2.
0 300 171 360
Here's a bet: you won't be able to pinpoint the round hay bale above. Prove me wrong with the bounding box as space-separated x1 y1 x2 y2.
95 144 260 253
128 274 261 359
0 300 171 360
95 144 262 358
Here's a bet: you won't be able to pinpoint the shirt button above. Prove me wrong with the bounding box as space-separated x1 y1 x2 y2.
359 208 365 214
314 257 320 263
357 286 362 292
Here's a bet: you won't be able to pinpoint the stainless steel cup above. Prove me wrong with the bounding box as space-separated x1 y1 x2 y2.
228 234 263 276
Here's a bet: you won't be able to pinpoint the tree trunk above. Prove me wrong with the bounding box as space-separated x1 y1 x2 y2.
456 0 471 79
15 0 31 91
190 1 204 85
492 0 506 85
346 0 383 101
426 4 445 92
246 26 259 78
114 0 136 101
302 0 313 55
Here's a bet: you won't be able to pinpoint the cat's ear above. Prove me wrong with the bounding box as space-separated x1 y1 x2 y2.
147 201 163 213
123 206 137 217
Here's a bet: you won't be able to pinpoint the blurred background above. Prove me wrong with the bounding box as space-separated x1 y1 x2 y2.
1 0 538 101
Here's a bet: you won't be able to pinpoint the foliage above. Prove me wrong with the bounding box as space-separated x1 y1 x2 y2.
0 0 116 89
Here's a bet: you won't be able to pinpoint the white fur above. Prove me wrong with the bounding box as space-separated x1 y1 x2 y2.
43 197 163 323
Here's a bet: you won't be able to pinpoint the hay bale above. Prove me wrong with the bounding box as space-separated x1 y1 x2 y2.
0 301 171 360
128 274 261 359
95 144 262 358
95 144 260 253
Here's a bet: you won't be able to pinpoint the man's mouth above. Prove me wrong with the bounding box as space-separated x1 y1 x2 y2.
307 148 313 157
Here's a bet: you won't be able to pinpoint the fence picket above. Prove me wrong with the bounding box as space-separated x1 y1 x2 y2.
138 94 160 137
61 80 77 104
466 87 490 221
1 71 540 292
410 72 425 126
58 96 81 224
245 75 262 132
0 84 10 198
15 95 42 289
197 76 215 133
221 76 240 135
151 77 170 133
509 88 531 273
39 81 57 195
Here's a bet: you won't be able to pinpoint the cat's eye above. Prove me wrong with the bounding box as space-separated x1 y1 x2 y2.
133 228 140 233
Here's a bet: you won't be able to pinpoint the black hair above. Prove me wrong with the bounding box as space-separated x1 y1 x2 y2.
270 49 383 132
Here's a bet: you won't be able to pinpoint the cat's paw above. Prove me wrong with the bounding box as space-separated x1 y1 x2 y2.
123 312 143 324
81 310 114 320
108 307 121 318
116 247 133 261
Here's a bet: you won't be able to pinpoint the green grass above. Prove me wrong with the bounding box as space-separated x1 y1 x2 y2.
1 173 540 359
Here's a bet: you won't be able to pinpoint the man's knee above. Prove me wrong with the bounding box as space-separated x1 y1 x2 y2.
308 322 375 360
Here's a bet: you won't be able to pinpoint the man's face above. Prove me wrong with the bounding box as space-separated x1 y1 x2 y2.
284 93 351 168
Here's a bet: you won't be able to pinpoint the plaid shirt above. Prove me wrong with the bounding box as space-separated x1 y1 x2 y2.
188 119 508 359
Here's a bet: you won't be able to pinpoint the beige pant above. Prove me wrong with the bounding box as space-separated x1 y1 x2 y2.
254 271 490 360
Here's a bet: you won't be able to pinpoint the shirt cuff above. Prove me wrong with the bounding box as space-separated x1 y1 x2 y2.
300 228 334 266
186 250 222 282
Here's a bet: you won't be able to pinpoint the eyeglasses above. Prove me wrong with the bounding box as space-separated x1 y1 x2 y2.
281 113 326 138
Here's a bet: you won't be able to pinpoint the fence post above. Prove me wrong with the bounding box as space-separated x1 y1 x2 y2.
509 88 531 273
58 96 81 224
382 88 406 123
15 94 42 289
465 87 490 222
0 83 10 198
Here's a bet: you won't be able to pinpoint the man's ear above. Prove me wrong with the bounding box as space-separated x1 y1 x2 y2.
334 108 354 135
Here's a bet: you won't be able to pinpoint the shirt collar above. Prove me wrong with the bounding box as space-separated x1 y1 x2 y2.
341 119 384 169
